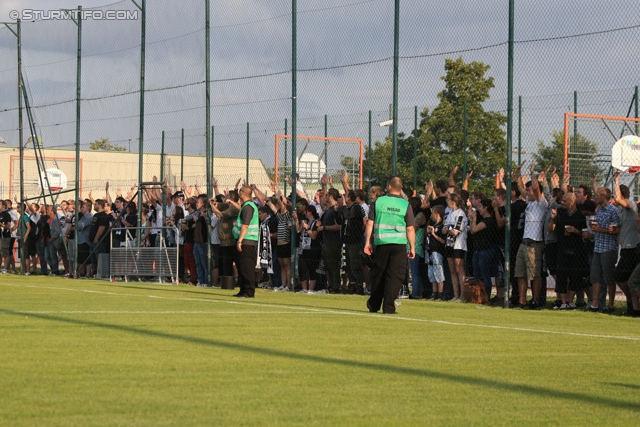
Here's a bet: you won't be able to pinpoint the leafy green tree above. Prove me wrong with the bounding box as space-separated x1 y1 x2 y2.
366 57 506 195
89 137 127 152
532 130 604 186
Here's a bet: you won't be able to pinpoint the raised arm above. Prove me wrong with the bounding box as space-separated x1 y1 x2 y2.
462 170 473 191
448 165 459 187
613 170 630 208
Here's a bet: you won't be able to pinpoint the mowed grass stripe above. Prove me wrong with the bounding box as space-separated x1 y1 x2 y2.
2 280 640 342
1 277 640 425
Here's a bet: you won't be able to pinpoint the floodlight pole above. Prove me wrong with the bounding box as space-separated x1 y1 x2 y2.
368 110 372 186
504 0 514 308
16 20 26 270
72 7 82 276
205 0 212 286
290 0 298 292
133 0 145 247
391 0 400 175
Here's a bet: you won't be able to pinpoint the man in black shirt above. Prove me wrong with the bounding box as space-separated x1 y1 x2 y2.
343 190 366 295
88 199 110 276
548 192 588 309
318 188 343 293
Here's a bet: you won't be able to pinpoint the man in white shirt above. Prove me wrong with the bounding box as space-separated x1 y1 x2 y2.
514 163 548 309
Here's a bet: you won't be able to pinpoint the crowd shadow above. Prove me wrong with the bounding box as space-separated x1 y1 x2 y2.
2 308 639 413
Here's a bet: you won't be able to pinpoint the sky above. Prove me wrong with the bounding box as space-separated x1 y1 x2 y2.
1 0 638 179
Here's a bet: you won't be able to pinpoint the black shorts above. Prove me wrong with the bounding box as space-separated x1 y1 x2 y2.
444 247 466 259
27 236 37 256
614 248 639 283
276 243 291 259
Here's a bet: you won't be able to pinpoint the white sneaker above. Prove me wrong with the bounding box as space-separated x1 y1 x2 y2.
307 290 315 294
274 286 289 292
0 270 6 274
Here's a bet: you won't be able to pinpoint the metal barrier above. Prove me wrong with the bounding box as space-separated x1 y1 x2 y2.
109 226 179 284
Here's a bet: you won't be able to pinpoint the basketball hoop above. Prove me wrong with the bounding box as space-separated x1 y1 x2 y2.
628 166 640 174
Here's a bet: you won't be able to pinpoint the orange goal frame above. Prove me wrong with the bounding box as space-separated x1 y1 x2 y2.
563 113 640 175
274 134 364 189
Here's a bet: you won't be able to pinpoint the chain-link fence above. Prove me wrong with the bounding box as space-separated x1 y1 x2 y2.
1 1 639 303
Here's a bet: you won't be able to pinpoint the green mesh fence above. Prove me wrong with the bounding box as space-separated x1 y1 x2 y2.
1 0 639 298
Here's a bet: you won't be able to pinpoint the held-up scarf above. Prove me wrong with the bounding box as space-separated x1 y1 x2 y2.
259 215 273 274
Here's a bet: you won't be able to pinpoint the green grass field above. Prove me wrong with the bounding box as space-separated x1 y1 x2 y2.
1 276 639 426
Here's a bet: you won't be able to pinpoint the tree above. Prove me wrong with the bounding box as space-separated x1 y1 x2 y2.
532 130 604 186
366 57 507 195
89 137 127 152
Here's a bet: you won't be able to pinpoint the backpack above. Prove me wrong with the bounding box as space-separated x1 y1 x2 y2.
462 278 489 305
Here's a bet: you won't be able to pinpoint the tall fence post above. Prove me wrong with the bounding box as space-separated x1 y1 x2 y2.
135 0 145 247
572 90 577 179
74 7 82 276
518 95 522 165
284 118 288 196
290 0 298 292
504 0 515 308
160 131 165 181
391 0 400 175
368 110 372 187
246 122 250 184
17 20 25 271
180 128 184 181
462 100 467 180
413 105 418 190
324 115 328 171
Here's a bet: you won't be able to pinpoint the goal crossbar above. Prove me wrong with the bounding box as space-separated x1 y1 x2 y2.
563 113 640 175
274 134 364 189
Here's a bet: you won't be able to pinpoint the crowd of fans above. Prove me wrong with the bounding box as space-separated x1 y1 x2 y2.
3 163 640 317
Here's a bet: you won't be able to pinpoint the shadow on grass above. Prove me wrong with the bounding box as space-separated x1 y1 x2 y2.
101 283 370 314
2 308 639 412
606 382 640 391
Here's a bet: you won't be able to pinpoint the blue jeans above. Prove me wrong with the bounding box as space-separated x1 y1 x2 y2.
44 238 60 274
36 240 48 274
409 255 424 298
472 246 498 296
193 242 208 285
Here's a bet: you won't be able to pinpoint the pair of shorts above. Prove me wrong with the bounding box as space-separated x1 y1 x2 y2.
27 237 37 256
444 247 466 259
276 243 291 259
427 252 445 283
614 248 639 283
514 241 544 281
0 238 11 258
590 250 617 286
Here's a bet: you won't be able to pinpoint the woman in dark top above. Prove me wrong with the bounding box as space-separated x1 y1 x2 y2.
295 205 322 293
469 199 500 297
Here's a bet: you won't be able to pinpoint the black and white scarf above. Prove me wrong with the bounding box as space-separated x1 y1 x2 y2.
259 215 273 274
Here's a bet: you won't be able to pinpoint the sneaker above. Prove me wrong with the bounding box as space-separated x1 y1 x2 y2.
64 273 73 279
24 272 30 276
0 270 6 274
558 303 569 310
551 300 562 309
489 296 505 306
585 305 600 313
315 289 328 295
601 305 615 314
363 288 371 296
274 286 290 292
307 290 316 294
48 272 56 276
567 302 577 310
575 300 587 308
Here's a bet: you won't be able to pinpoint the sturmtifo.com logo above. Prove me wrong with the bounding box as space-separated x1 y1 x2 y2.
9 9 139 21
